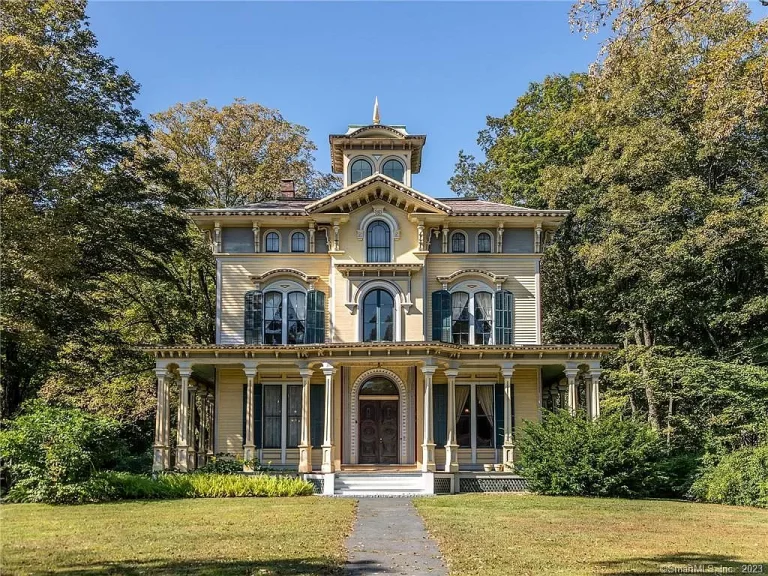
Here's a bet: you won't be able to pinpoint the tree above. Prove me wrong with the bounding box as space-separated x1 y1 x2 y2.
0 0 195 418
141 99 341 207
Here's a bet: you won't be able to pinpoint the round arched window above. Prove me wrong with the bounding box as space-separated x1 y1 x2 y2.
366 220 391 262
350 158 373 184
362 289 394 342
382 159 405 183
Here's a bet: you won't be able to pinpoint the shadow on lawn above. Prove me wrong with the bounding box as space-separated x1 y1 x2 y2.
596 552 766 575
30 557 387 576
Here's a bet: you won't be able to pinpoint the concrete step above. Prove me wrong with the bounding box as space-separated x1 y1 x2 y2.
334 472 427 495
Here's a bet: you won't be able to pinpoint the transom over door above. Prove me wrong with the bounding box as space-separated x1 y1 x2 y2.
358 400 399 464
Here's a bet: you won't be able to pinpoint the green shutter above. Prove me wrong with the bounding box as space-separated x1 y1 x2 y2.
494 290 514 345
253 384 262 449
433 384 447 448
244 290 263 344
306 290 325 344
310 384 325 446
494 383 504 449
431 290 451 342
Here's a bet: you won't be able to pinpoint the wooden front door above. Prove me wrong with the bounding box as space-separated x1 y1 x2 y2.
358 399 399 464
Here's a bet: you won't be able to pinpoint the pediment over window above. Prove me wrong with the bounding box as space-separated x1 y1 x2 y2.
436 269 508 289
249 268 319 289
305 175 449 216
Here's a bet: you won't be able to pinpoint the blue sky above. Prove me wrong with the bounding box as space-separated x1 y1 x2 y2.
87 1 606 196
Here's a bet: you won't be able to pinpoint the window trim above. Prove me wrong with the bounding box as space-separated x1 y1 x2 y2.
262 281 307 345
261 381 303 464
348 156 373 185
455 381 497 464
450 230 468 254
380 157 406 183
356 280 402 342
263 229 281 253
290 230 307 253
450 281 495 345
476 230 494 253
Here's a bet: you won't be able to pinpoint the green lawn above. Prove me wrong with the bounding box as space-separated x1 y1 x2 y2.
1 497 356 576
415 495 768 576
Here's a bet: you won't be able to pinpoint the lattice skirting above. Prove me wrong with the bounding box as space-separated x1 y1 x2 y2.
459 476 528 493
434 477 452 494
306 477 324 494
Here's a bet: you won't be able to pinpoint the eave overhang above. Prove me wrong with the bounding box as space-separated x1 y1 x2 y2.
329 126 427 174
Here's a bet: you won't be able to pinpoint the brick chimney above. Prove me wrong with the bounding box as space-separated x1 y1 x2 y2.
280 178 296 198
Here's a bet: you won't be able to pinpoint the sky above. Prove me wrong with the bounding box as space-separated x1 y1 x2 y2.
87 1 607 196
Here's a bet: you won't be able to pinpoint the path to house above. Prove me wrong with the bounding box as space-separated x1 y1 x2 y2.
344 498 448 575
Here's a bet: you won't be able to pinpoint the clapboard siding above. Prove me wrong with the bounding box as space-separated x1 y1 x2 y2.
426 256 539 345
514 367 540 430
216 368 244 456
219 256 330 345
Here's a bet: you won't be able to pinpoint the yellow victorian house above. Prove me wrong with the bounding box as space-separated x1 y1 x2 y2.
145 106 613 495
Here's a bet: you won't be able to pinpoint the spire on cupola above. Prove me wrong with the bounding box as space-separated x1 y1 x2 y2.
373 96 380 125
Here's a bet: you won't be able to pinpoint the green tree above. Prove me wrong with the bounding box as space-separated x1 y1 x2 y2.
141 99 341 207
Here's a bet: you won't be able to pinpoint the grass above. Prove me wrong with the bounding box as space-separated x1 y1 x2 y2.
414 494 768 576
1 497 356 575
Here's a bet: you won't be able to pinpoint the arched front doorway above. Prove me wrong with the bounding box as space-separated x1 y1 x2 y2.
358 377 399 464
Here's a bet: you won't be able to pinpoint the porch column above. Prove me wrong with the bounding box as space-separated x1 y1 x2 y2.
565 363 579 416
176 365 192 471
187 384 197 470
444 368 459 473
206 392 215 456
243 363 258 464
298 367 314 473
153 367 169 472
321 363 336 473
589 366 602 419
162 373 171 469
501 364 516 469
421 365 437 472
198 391 208 468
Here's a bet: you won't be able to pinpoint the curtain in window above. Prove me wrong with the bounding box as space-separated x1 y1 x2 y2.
455 386 470 424
291 232 306 253
265 232 279 252
455 385 471 448
476 385 495 430
451 292 470 345
287 291 306 344
263 385 281 449
476 385 495 448
451 233 466 253
287 385 302 448
366 221 391 262
264 292 283 345
474 291 493 344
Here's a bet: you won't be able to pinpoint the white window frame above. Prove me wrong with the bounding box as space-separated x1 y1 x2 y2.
450 280 495 345
476 229 495 253
455 380 497 464
356 280 402 342
263 229 281 253
289 230 307 253
450 230 468 253
262 280 307 345
261 381 302 465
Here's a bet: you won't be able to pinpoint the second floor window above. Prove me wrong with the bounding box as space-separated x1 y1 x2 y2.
291 232 306 253
245 288 325 345
451 290 494 345
451 232 466 253
362 289 394 342
477 232 492 253
265 232 280 253
263 290 306 345
367 220 391 262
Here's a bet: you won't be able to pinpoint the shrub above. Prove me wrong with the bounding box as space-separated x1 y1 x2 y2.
516 410 666 498
690 444 768 508
195 454 273 474
3 472 314 503
0 401 124 487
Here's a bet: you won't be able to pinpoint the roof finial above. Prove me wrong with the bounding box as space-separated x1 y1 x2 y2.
373 96 380 125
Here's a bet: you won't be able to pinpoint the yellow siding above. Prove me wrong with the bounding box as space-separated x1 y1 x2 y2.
216 368 244 456
426 255 539 344
515 367 540 431
476 449 498 465
219 255 330 345
261 449 281 466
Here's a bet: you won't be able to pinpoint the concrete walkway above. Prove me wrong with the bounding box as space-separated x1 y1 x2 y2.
344 498 448 575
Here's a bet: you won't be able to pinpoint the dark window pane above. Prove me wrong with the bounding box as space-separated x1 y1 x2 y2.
451 233 466 253
287 291 306 345
350 159 372 183
362 289 395 342
286 385 302 448
478 233 492 253
451 292 470 345
476 386 494 448
474 292 493 345
382 159 405 182
456 386 471 448
264 292 283 345
291 232 306 253
266 232 280 253
263 385 281 448
366 220 391 262
360 377 399 396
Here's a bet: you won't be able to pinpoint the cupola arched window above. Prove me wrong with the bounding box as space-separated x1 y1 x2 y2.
350 158 373 184
362 289 394 342
382 159 405 183
366 220 391 262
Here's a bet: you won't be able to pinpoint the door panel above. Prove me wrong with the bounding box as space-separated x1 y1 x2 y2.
358 399 399 464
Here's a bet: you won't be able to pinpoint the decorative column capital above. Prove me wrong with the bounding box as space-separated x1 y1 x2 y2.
500 362 516 381
243 360 259 379
178 365 193 379
155 367 169 380
299 368 314 380
321 362 336 377
421 365 437 377
443 368 459 381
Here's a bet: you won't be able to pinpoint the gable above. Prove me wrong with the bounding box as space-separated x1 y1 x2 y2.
305 174 449 215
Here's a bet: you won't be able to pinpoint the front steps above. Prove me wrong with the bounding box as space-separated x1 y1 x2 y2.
333 472 427 496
